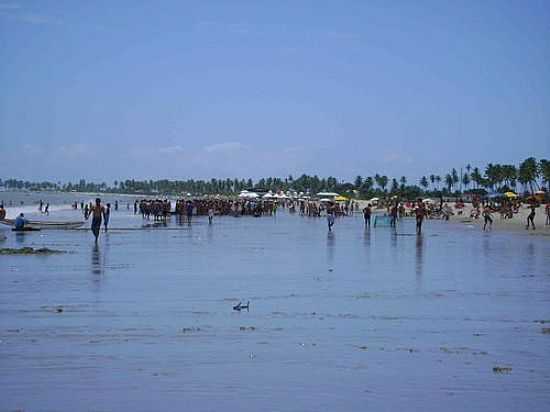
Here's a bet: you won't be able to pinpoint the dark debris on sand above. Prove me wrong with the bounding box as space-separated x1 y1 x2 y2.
0 247 66 255
493 366 512 374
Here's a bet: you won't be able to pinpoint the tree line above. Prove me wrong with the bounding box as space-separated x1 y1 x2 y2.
2 157 548 199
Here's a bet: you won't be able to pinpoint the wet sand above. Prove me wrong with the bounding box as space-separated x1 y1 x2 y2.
1 207 550 411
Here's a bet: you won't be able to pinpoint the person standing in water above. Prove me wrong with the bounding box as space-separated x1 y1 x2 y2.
546 203 550 226
103 203 111 232
363 204 372 227
327 210 335 232
390 203 398 228
44 203 49 215
186 201 193 224
526 205 536 230
87 198 106 243
415 200 425 235
208 206 214 224
482 206 493 231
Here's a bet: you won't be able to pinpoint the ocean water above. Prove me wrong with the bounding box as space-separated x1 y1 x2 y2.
1 193 550 411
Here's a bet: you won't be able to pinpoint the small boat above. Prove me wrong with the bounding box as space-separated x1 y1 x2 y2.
0 219 85 230
12 227 41 232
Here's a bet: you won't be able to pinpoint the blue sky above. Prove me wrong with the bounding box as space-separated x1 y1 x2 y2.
1 0 549 183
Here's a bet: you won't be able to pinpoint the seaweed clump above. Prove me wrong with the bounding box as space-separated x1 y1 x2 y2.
0 247 65 255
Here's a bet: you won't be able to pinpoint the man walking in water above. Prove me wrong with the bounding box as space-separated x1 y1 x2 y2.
327 209 335 232
526 205 536 230
415 199 425 235
186 201 193 224
88 198 106 243
363 204 372 228
482 206 493 231
104 203 111 232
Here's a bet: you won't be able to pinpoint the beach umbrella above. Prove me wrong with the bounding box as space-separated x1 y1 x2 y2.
504 192 518 198
239 191 259 199
317 192 339 197
263 193 273 199
320 198 333 203
334 195 348 201
535 190 545 195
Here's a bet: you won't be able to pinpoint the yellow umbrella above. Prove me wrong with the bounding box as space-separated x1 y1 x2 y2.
504 192 517 198
334 195 349 201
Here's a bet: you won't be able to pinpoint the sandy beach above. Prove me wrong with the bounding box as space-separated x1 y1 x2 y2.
353 200 550 235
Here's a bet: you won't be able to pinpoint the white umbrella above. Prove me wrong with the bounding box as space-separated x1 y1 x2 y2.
317 192 339 197
239 191 259 199
320 198 333 203
263 193 273 198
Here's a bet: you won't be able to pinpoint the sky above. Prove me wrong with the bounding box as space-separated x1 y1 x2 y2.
1 0 549 184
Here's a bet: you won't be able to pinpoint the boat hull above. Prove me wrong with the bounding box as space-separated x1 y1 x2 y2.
0 219 85 230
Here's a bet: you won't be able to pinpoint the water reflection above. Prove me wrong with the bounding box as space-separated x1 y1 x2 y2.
363 228 371 247
524 242 535 275
91 244 102 275
415 235 424 281
15 232 26 245
390 231 398 249
207 223 214 243
326 231 335 266
482 235 491 258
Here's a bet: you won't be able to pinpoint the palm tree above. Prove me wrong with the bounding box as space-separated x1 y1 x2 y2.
518 157 539 193
451 168 459 190
539 159 550 190
429 174 436 190
462 173 470 191
374 174 382 189
380 176 388 192
435 175 441 190
445 174 453 192
399 176 407 189
420 176 429 190
470 167 482 189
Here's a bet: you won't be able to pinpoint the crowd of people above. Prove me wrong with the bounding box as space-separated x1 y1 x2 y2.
2 192 549 243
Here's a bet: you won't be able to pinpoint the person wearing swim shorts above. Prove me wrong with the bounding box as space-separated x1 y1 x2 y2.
88 198 105 243
104 203 111 232
415 200 426 235
526 205 536 230
483 206 493 231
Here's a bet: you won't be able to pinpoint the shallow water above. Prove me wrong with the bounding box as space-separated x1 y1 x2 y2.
1 204 550 411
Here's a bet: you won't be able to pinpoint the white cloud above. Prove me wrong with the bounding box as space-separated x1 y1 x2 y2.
57 144 90 157
19 12 59 25
22 143 42 155
158 145 184 154
383 152 413 164
0 3 21 11
0 3 60 25
204 142 247 153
